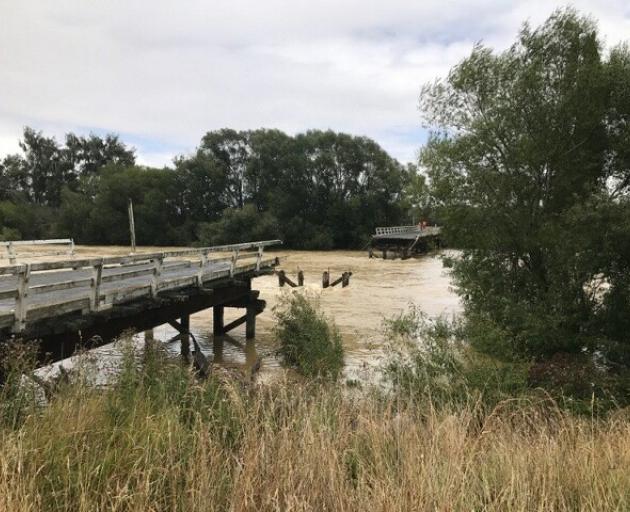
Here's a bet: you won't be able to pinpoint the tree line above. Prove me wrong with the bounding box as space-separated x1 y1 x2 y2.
0 127 429 248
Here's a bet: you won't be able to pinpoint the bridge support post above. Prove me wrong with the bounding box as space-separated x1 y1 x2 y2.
180 314 190 360
213 306 224 336
245 304 256 339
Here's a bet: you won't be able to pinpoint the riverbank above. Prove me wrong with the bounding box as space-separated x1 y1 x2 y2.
2 342 629 512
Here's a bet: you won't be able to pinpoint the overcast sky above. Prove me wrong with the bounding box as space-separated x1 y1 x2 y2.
1 1 629 167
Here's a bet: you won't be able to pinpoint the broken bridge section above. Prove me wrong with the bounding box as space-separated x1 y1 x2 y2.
0 240 282 365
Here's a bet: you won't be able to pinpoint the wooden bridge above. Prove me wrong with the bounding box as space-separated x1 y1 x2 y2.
0 240 281 365
369 225 441 259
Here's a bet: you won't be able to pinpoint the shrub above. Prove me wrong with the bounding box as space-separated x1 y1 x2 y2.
274 292 344 380
383 306 528 408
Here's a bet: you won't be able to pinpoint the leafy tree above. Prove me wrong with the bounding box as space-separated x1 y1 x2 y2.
197 204 280 246
421 9 630 364
63 133 135 177
199 129 250 209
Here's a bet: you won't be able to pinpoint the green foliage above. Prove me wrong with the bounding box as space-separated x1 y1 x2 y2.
421 9 630 366
197 204 281 246
383 307 529 408
274 292 344 380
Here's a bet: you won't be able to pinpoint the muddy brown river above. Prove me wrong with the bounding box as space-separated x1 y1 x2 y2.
38 250 461 383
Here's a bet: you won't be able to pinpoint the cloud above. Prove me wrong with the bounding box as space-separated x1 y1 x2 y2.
1 0 629 165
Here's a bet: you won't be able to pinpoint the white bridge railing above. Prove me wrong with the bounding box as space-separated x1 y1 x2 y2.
375 226 421 235
0 240 281 334
1 239 75 264
374 226 441 236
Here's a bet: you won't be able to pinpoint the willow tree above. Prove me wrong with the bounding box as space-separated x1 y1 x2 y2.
421 9 630 364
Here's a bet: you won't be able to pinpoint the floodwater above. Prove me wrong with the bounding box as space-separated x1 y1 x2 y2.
37 250 461 383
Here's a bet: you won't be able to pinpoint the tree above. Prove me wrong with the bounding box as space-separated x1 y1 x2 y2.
199 129 250 209
421 9 630 363
63 133 135 178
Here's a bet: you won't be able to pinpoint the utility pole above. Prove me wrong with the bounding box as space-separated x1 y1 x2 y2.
128 198 136 253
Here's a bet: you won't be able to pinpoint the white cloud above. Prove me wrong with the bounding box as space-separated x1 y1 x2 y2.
0 0 629 165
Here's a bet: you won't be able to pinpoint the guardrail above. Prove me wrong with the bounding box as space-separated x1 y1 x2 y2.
374 226 441 236
1 239 75 264
375 226 421 235
0 240 282 333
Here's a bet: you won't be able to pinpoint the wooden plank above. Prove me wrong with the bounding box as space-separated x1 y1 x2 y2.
157 276 197 291
30 277 93 295
222 313 247 334
200 269 231 283
236 252 257 261
0 264 23 276
101 267 154 283
0 239 73 247
0 289 18 300
30 258 103 272
162 261 196 272
0 314 14 330
26 298 91 323
107 285 152 305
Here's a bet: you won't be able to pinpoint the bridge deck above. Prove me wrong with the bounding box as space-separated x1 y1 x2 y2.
0 240 280 337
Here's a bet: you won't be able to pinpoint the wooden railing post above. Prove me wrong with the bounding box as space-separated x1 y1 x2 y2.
197 250 209 286
14 264 31 332
151 255 164 297
91 260 103 311
255 245 263 271
230 249 239 277
8 242 16 264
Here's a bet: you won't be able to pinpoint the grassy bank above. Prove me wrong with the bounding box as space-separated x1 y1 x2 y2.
1 338 630 511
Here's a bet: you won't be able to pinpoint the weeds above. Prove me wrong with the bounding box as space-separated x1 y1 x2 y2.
274 291 344 380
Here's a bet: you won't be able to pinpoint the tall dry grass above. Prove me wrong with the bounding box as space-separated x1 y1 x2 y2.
1 339 630 511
